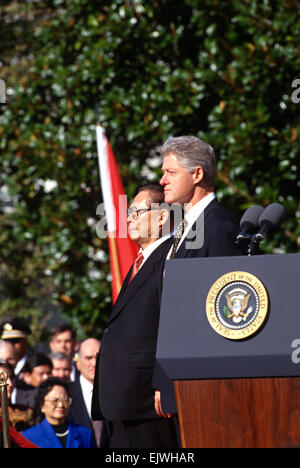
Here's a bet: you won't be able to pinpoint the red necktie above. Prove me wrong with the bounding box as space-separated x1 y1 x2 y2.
128 252 144 283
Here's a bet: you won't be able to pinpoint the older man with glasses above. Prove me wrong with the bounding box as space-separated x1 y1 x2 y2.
92 182 179 449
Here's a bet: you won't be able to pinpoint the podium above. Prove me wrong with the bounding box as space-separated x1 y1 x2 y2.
156 254 300 448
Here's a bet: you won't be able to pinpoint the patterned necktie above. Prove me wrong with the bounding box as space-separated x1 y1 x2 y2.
170 218 187 259
128 251 144 283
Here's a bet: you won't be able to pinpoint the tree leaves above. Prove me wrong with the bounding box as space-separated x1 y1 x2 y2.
0 0 299 345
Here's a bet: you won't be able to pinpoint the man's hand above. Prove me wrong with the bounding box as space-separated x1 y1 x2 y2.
154 390 173 418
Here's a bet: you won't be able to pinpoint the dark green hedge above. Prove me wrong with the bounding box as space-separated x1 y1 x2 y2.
0 0 299 343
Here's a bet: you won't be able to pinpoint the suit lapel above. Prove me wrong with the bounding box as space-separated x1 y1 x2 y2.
107 237 172 323
175 198 218 258
71 380 91 427
111 265 133 310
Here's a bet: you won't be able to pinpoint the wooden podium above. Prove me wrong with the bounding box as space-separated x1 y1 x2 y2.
156 254 300 448
174 378 300 448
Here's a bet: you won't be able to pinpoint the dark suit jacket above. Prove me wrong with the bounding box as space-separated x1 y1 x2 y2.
69 378 109 447
92 237 173 422
14 380 37 409
175 198 241 259
69 379 92 429
153 198 241 410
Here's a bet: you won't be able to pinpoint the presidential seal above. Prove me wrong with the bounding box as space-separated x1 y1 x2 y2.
206 271 269 340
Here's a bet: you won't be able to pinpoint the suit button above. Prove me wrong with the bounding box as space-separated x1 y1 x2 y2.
104 328 109 334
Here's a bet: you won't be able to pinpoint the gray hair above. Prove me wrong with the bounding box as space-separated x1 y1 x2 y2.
49 351 72 365
158 135 216 188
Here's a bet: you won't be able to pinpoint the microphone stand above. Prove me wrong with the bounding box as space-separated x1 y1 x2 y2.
235 235 261 256
246 236 261 256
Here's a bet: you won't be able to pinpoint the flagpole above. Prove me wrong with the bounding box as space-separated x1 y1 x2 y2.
108 237 122 295
96 123 136 302
96 124 116 233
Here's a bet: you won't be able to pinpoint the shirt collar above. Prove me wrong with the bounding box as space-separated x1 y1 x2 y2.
79 373 93 393
185 192 216 227
139 234 172 266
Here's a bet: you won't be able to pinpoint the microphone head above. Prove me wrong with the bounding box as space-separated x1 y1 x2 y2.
258 203 285 230
240 205 264 231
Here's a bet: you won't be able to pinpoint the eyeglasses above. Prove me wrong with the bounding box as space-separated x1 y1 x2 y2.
127 207 152 220
44 397 72 407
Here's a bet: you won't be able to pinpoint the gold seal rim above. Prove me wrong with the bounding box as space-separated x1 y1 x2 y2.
206 271 269 340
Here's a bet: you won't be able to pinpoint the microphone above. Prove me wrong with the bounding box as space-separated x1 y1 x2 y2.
253 203 285 242
235 205 264 244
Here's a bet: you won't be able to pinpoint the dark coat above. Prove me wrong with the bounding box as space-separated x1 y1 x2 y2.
68 378 109 447
92 237 173 422
69 379 92 431
14 380 37 409
152 198 242 408
175 198 241 259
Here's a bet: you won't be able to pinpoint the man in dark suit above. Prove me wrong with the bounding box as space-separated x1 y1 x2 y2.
69 338 109 448
92 183 178 448
155 135 242 415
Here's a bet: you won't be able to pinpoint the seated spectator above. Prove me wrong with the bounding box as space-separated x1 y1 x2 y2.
48 323 78 381
49 352 72 382
22 377 95 448
0 361 34 432
69 338 109 447
15 353 53 408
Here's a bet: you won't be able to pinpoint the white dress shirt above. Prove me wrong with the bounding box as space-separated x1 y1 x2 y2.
14 355 28 376
79 374 93 418
10 354 29 404
139 233 172 268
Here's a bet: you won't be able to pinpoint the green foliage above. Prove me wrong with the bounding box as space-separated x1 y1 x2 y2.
0 0 299 345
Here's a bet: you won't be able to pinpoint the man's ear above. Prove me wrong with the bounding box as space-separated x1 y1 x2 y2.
159 209 169 226
192 166 204 184
159 209 172 237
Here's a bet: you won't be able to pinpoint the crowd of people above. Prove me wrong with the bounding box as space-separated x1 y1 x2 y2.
1 135 243 449
0 318 109 448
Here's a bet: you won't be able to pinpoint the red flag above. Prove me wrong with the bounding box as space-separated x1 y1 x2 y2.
96 125 139 303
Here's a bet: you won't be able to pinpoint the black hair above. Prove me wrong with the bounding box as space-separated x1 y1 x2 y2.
135 182 176 233
136 182 165 204
22 353 53 374
50 323 76 341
